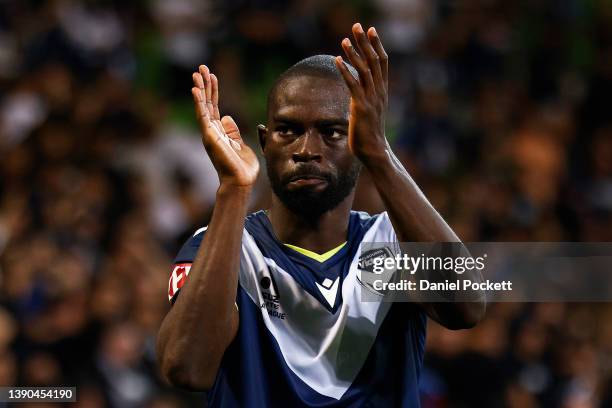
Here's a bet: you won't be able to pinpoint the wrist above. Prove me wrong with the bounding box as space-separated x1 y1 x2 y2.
354 132 390 165
217 183 253 200
357 146 393 174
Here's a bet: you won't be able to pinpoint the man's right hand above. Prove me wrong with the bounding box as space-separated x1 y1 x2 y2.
192 65 259 187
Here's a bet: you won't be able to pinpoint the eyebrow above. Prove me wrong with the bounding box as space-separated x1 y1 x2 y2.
272 116 348 127
315 118 349 128
272 116 300 125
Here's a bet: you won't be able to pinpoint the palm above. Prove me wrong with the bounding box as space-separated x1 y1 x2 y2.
192 66 259 187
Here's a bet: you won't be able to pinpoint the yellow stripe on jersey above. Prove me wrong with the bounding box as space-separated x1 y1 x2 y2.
284 242 347 263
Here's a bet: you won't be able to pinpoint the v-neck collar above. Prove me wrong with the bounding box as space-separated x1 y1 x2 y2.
258 210 352 271
244 210 379 313
283 242 347 263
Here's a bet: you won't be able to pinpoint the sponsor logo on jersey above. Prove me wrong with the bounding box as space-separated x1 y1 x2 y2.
259 272 286 320
168 263 192 301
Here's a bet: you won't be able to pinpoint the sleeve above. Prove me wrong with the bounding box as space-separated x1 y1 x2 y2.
380 211 402 255
380 211 399 241
167 226 207 304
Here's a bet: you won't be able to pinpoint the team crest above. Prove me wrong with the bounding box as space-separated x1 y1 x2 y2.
357 246 396 296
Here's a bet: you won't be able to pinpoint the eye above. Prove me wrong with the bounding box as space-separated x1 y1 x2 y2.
321 127 345 141
276 126 297 137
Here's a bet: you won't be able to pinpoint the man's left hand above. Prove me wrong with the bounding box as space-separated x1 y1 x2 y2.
335 23 389 165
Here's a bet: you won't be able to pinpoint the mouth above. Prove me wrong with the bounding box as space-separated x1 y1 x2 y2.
287 174 328 188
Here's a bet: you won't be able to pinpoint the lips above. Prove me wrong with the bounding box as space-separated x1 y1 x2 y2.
288 174 327 182
286 173 329 188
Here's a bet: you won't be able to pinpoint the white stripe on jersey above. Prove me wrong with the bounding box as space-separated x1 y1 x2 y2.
237 212 400 400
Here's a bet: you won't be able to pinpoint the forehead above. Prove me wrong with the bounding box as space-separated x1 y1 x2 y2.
269 75 350 122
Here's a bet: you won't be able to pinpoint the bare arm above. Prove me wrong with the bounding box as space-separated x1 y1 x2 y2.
156 65 259 390
361 146 485 329
336 23 485 329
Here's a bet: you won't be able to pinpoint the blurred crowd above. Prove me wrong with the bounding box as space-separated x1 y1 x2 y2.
0 0 611 407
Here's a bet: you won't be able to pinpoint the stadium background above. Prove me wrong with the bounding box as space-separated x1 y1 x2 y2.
1 0 612 407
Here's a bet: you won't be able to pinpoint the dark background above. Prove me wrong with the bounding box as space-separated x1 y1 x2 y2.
0 0 611 407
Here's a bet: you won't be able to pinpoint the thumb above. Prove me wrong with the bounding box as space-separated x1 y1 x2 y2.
221 116 241 141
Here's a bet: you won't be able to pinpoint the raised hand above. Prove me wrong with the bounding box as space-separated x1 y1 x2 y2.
334 23 389 164
192 65 259 187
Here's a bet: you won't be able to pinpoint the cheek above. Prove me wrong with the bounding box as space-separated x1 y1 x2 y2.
265 148 291 176
328 146 355 168
340 156 361 177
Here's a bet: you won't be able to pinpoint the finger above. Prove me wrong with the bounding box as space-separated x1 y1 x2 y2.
192 72 205 90
211 120 227 141
221 116 242 151
221 116 241 140
191 87 208 121
192 87 211 134
352 23 379 64
341 37 375 94
211 73 220 120
334 56 361 96
194 91 225 147
199 65 214 117
368 26 388 88
352 23 382 90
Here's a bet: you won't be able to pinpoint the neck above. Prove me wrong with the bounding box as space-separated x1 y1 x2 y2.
267 194 353 254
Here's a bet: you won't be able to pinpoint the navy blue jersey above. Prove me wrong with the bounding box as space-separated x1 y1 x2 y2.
167 210 427 407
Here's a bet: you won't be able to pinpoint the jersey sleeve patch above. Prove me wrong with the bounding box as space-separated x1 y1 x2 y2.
168 263 192 303
168 226 207 303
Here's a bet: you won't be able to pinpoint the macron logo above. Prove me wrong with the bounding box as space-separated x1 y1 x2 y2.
315 277 339 308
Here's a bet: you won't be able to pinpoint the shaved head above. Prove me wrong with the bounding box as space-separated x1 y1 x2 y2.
267 55 358 113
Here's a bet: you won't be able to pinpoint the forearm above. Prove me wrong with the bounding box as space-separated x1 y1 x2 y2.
157 184 250 389
362 146 458 243
362 147 485 328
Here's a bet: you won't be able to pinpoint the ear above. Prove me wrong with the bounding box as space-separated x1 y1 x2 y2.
257 124 268 152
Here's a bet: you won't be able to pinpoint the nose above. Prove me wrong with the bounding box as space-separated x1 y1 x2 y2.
292 129 323 163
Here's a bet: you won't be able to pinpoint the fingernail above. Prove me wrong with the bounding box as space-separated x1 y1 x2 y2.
342 38 350 47
371 27 377 35
356 23 363 32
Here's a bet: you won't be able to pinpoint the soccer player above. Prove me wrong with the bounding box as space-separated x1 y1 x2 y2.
156 23 485 407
